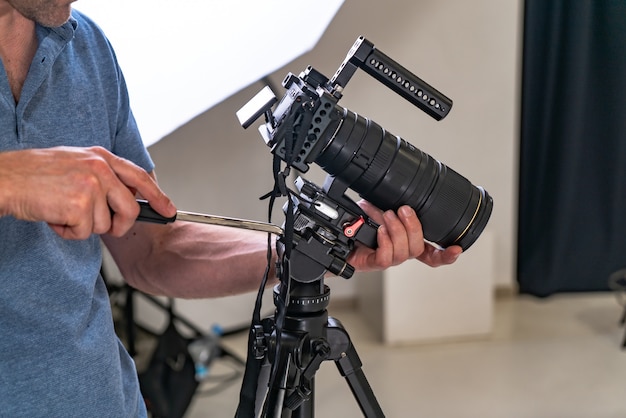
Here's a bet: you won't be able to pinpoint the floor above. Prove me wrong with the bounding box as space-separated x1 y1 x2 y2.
183 293 626 417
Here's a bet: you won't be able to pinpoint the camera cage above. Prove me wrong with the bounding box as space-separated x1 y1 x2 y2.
238 36 453 176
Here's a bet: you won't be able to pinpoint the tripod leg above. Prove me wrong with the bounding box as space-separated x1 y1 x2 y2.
262 336 302 418
335 345 384 417
327 317 385 418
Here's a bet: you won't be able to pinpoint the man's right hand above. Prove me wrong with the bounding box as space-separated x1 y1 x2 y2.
0 146 176 240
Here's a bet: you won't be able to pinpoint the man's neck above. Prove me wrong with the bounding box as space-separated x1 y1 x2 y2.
0 3 37 102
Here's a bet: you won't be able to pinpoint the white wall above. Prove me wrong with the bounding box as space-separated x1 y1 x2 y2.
139 0 521 329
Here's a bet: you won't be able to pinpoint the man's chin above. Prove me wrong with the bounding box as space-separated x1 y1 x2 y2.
36 6 74 28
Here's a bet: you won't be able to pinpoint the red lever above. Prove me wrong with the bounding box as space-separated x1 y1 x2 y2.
343 216 366 238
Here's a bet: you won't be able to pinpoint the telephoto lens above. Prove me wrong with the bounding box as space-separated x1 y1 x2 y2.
314 107 493 250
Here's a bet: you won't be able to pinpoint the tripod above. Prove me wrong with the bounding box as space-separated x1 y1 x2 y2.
252 278 385 417
234 176 386 417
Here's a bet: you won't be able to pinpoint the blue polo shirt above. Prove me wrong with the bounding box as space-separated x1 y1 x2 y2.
0 11 153 417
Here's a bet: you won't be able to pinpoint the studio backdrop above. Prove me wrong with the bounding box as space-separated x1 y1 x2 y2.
518 0 626 296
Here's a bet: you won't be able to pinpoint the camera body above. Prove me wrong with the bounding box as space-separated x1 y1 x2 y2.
260 67 343 174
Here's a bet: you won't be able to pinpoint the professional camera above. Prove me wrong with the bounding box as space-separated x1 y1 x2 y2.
237 36 492 250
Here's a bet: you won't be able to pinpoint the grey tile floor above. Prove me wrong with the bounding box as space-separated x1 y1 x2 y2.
185 293 626 417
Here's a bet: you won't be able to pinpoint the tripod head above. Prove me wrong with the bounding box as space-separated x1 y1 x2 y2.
278 175 378 285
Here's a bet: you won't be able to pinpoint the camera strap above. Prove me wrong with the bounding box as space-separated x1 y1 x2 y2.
236 152 293 417
236 105 314 417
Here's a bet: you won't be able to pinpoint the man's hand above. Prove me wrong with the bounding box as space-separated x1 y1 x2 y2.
346 200 462 272
0 146 176 240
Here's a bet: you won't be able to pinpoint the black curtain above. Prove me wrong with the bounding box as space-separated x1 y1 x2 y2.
518 0 626 296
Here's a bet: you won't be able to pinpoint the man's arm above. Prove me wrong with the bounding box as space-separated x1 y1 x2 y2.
102 186 462 299
102 220 275 298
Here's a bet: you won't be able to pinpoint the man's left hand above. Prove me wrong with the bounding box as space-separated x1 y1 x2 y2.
346 200 463 272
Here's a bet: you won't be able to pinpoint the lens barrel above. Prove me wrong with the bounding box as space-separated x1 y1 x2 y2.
315 107 492 250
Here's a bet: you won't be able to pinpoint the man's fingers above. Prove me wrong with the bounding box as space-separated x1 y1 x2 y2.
89 147 176 236
417 244 463 267
397 206 426 259
357 200 384 224
382 210 410 264
105 187 140 237
104 151 175 218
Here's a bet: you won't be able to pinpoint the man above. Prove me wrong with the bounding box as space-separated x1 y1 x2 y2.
0 1 462 416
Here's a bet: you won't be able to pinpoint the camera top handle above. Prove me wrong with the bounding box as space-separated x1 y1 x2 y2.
329 36 452 121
